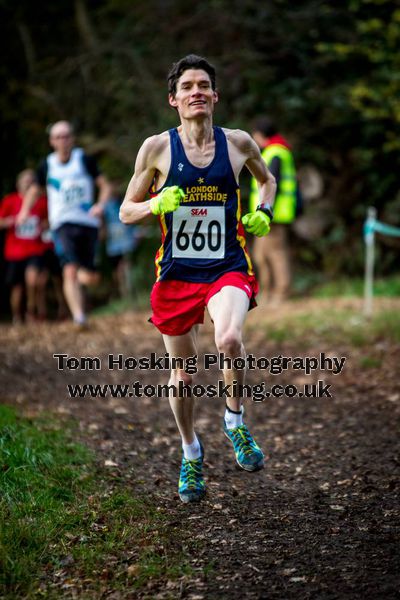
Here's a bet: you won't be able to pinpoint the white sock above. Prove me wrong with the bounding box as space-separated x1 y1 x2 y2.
224 405 243 429
74 314 87 325
182 434 201 460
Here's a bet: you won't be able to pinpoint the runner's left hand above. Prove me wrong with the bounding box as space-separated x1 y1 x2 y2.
242 211 271 236
89 203 105 218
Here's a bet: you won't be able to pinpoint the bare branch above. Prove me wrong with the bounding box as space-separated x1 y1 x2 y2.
74 0 98 50
17 22 36 77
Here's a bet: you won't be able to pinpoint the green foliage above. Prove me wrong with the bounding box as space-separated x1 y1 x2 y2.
314 0 400 216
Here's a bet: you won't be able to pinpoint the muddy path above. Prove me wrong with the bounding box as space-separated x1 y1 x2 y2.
1 299 399 599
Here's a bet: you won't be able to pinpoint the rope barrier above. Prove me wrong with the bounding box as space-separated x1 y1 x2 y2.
364 218 400 239
363 207 400 315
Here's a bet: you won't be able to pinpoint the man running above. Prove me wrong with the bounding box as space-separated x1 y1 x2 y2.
17 120 111 327
120 55 276 502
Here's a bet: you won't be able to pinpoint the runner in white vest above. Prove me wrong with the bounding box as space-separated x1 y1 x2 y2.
17 121 112 327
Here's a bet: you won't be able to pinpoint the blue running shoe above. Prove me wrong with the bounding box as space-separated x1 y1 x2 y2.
223 420 264 471
178 441 206 503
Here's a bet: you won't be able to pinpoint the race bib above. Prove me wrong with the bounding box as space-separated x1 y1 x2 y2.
41 229 53 243
172 206 225 259
15 215 40 240
60 178 91 209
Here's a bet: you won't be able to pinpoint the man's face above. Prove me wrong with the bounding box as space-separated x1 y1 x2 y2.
169 69 218 119
49 122 74 155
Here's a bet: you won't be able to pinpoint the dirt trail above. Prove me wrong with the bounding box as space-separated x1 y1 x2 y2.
1 298 399 599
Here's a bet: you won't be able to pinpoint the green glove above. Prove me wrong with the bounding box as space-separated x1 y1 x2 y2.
149 186 185 215
242 210 271 236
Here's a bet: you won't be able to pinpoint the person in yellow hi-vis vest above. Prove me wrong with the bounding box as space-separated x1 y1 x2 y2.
250 117 298 304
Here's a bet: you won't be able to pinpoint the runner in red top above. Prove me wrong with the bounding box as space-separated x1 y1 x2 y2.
0 169 49 323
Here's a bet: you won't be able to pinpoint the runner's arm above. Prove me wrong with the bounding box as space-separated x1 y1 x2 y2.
245 136 276 208
90 174 113 217
96 175 113 205
15 183 42 225
119 137 159 224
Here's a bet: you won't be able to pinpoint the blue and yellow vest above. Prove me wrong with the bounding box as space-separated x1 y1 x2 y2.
152 127 254 282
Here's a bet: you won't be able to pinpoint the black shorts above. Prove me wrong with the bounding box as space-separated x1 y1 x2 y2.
42 248 62 276
53 223 98 271
108 254 124 269
6 255 45 286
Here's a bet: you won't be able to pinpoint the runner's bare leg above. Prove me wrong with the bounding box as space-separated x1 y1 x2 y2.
162 326 199 445
207 286 250 412
62 264 85 322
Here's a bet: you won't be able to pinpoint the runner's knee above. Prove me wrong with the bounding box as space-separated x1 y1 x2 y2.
78 269 100 286
169 369 193 387
215 329 242 357
63 264 78 280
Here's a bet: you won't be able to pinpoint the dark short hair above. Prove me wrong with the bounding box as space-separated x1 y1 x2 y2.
252 116 277 138
167 54 216 96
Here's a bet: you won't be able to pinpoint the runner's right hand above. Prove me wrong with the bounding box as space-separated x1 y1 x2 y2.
149 186 185 215
15 211 28 226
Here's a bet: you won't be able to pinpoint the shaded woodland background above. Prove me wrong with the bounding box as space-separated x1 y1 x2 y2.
1 0 399 289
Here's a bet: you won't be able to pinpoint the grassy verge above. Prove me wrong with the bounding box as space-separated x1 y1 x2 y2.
311 275 400 298
0 406 193 598
91 292 150 316
253 304 400 347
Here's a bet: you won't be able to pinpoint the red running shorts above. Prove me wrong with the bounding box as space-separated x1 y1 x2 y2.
150 271 259 336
